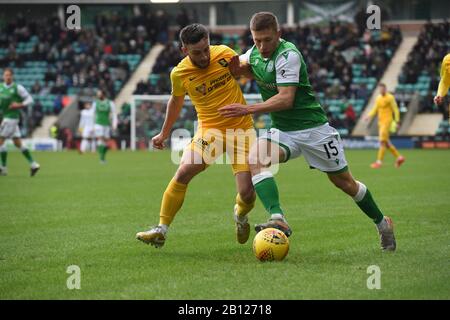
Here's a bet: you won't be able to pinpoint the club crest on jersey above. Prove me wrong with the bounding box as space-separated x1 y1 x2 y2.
218 58 228 67
266 60 274 72
195 83 207 95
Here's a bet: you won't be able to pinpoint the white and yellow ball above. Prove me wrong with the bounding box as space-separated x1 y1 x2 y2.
253 228 289 262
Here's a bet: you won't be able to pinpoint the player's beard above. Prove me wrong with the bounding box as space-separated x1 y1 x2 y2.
193 58 210 69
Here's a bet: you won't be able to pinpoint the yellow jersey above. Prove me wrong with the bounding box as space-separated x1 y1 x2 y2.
369 92 400 125
170 45 253 131
437 53 450 97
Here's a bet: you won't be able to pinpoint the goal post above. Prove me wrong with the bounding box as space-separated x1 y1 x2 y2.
129 94 264 151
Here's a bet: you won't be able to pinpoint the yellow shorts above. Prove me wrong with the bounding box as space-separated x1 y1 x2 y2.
187 127 256 174
378 122 391 142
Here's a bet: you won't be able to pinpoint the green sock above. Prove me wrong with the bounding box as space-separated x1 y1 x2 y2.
21 148 33 164
98 145 107 161
355 189 384 224
1 151 7 167
103 146 108 161
254 177 284 215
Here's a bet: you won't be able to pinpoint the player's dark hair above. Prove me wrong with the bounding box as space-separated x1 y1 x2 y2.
179 23 209 46
250 12 279 32
379 83 386 88
3 67 14 75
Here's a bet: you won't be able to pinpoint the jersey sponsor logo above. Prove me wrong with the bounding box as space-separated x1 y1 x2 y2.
282 51 290 60
266 60 274 72
218 58 228 67
195 83 207 95
193 137 210 151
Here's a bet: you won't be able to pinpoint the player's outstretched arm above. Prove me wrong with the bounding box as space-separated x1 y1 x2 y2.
218 86 296 117
152 95 184 149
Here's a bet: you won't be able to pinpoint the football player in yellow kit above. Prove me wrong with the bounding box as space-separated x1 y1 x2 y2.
136 24 256 248
365 83 405 169
433 53 450 112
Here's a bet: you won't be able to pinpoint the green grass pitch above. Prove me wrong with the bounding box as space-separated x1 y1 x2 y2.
0 149 449 299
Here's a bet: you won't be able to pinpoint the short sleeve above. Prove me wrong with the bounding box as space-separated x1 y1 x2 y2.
239 47 253 64
222 45 237 57
170 68 186 97
275 50 301 85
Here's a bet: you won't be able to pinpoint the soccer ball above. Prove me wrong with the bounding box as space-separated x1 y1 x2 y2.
253 228 290 262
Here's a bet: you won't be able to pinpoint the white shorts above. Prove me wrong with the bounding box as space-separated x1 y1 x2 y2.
94 124 110 139
0 118 21 139
81 126 95 139
260 123 348 173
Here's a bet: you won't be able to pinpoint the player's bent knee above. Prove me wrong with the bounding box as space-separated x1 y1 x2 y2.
248 152 268 174
13 139 22 148
174 164 205 184
238 185 256 203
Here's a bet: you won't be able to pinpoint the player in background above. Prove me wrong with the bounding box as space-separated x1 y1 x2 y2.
0 68 40 176
78 102 96 153
433 53 450 116
136 24 256 248
92 90 117 164
364 83 405 169
219 12 396 251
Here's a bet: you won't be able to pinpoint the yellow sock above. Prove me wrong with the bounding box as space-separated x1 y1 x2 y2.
377 145 386 162
159 178 187 226
388 144 400 158
235 193 255 217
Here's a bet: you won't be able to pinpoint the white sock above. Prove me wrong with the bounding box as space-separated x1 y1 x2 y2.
270 213 285 221
251 171 273 186
235 213 248 223
376 218 388 231
352 181 367 202
158 224 169 234
80 139 88 152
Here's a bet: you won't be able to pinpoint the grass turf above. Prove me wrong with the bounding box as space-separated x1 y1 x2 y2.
0 149 449 299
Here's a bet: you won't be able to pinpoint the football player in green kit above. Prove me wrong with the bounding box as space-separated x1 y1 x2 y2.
0 68 40 176
219 12 396 251
92 90 117 164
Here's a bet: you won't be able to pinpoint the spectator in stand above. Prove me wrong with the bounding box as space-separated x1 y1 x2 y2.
344 103 356 130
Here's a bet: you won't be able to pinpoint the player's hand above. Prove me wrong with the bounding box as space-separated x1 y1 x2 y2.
434 95 443 105
228 55 243 78
152 132 167 150
218 103 250 117
9 102 22 109
390 121 399 133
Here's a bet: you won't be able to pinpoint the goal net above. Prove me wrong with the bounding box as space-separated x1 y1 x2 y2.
129 94 266 151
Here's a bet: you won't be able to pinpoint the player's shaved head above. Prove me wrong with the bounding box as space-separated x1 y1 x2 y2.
179 23 209 46
250 12 280 32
